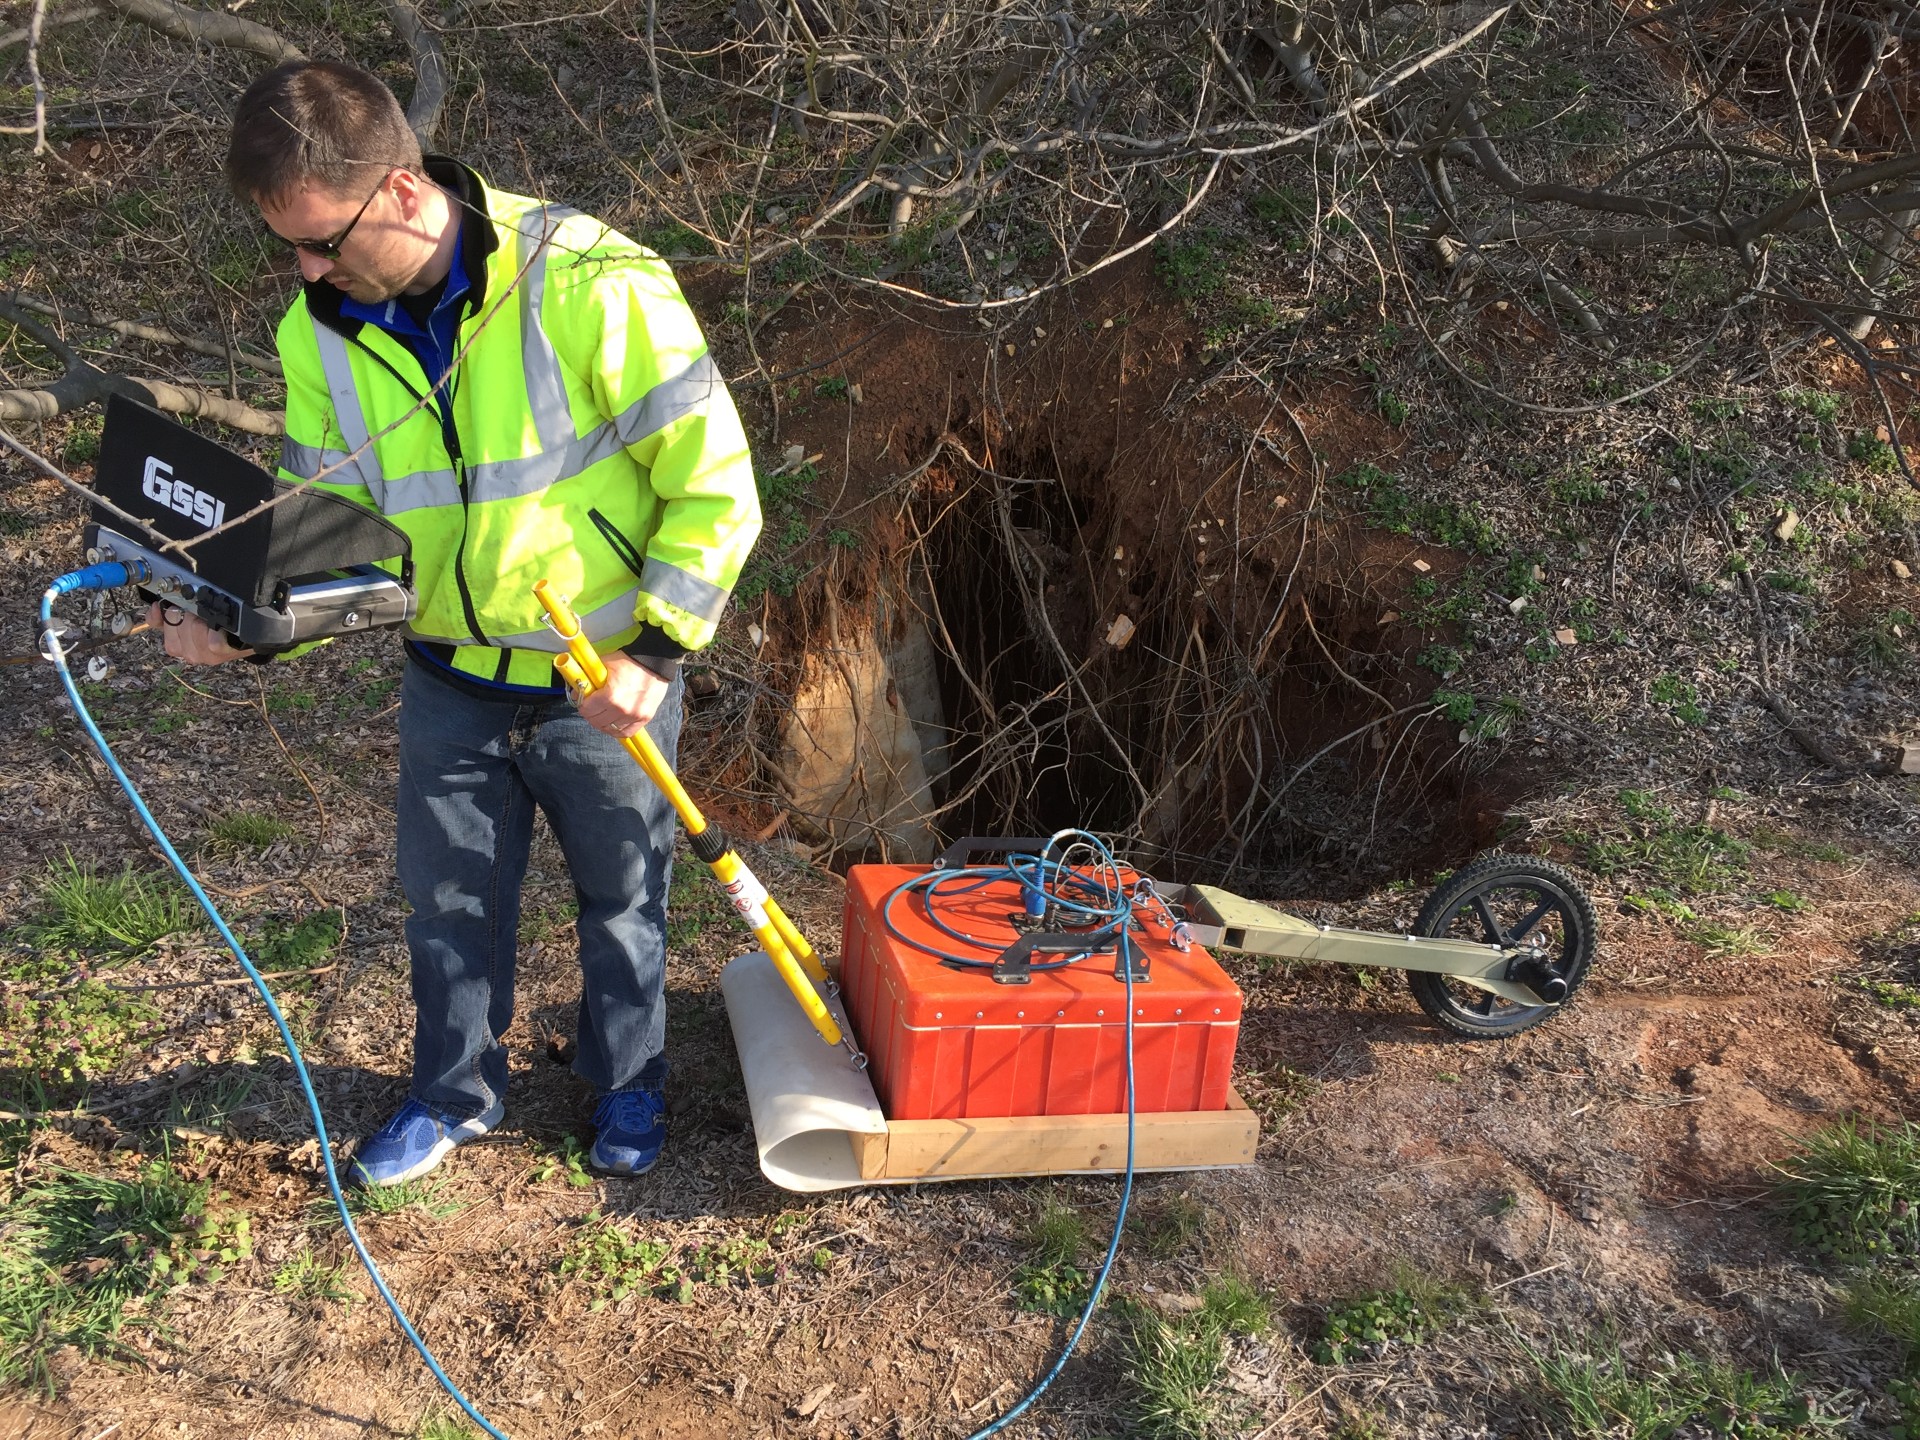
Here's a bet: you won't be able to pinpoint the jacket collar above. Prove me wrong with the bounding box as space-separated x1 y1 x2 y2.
304 155 498 339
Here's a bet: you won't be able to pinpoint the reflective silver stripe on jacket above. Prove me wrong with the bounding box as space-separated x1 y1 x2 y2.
405 588 641 651
641 556 729 623
516 203 581 454
457 350 723 505
280 440 353 480
611 351 721 449
311 323 387 501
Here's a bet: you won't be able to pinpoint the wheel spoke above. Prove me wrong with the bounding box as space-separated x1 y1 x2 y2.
1470 895 1507 945
1507 897 1556 945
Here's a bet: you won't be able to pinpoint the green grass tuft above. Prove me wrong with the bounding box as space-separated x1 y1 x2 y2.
272 1246 354 1306
1014 1195 1093 1316
1118 1276 1270 1438
337 1178 461 1221
204 810 296 855
1530 1338 1839 1440
1775 1118 1920 1266
21 857 196 954
1845 1270 1920 1350
414 1409 479 1440
1581 791 1751 895
1128 1192 1213 1260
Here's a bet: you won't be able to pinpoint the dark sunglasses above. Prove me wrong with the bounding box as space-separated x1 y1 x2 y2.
268 170 393 259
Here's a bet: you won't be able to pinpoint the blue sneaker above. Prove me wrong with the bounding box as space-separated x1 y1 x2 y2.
590 1085 666 1176
349 1096 504 1188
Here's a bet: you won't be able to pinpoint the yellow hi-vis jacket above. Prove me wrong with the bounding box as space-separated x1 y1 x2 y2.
274 161 760 688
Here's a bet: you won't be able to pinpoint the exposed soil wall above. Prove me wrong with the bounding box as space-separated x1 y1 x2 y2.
726 258 1517 887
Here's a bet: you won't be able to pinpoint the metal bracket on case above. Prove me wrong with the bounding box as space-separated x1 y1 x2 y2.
976 931 1121 985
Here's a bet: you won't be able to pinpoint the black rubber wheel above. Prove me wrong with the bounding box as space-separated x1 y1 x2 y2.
1405 853 1598 1040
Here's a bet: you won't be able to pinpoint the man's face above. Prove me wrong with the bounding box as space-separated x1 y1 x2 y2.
258 170 433 304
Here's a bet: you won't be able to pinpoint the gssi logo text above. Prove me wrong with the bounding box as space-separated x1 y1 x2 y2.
141 456 227 530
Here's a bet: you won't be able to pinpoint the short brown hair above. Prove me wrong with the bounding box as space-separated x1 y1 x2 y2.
226 61 422 208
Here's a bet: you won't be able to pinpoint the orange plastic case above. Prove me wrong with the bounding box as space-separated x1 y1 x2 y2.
840 865 1244 1121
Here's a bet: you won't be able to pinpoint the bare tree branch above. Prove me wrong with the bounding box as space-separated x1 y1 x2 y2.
385 0 448 146
10 294 282 376
94 0 301 63
0 294 283 434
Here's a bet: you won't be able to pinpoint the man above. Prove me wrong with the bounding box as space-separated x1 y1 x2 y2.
155 60 760 1185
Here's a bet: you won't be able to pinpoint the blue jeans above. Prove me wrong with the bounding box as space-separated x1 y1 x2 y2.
395 659 682 1118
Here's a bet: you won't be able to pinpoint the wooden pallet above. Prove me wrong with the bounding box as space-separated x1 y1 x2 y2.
845 1088 1259 1183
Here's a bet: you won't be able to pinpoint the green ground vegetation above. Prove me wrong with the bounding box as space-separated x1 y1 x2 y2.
1313 1269 1476 1364
1530 1338 1841 1440
1579 789 1751 896
1014 1194 1093 1317
0 1163 251 1391
1117 1275 1271 1439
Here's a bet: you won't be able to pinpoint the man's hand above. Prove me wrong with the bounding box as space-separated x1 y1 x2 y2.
147 602 253 666
576 650 668 739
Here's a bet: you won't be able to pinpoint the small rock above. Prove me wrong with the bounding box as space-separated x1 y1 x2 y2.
1102 317 1114 329
1902 743 1920 775
1894 558 1912 580
1002 283 1026 299
1774 509 1800 543
848 383 863 404
782 443 805 470
1033 326 1046 338
795 1383 836 1418
1112 546 1125 561
747 623 765 648
1379 610 1400 625
765 205 789 225
1554 628 1578 645
1105 614 1136 649
1531 563 1546 582
1508 597 1528 615
1005 343 1017 356
1412 558 1432 573
1142 1292 1205 1318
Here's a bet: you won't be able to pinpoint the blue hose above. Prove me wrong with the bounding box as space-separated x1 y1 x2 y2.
880 833 1141 1440
41 572 510 1440
42 570 1140 1440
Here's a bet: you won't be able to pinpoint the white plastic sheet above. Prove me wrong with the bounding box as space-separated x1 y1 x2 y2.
719 950 888 1192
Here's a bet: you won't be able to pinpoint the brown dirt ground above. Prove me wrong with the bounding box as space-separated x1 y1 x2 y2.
4 258 1919 1431
3 124 1919 1440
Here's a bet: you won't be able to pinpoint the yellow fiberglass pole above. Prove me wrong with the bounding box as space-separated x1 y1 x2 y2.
531 582 852 1057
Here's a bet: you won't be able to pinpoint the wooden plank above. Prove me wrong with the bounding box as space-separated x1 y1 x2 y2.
881 1088 1258 1180
847 1127 888 1181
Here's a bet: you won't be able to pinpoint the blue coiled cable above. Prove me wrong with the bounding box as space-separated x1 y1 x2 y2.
43 568 1142 1440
